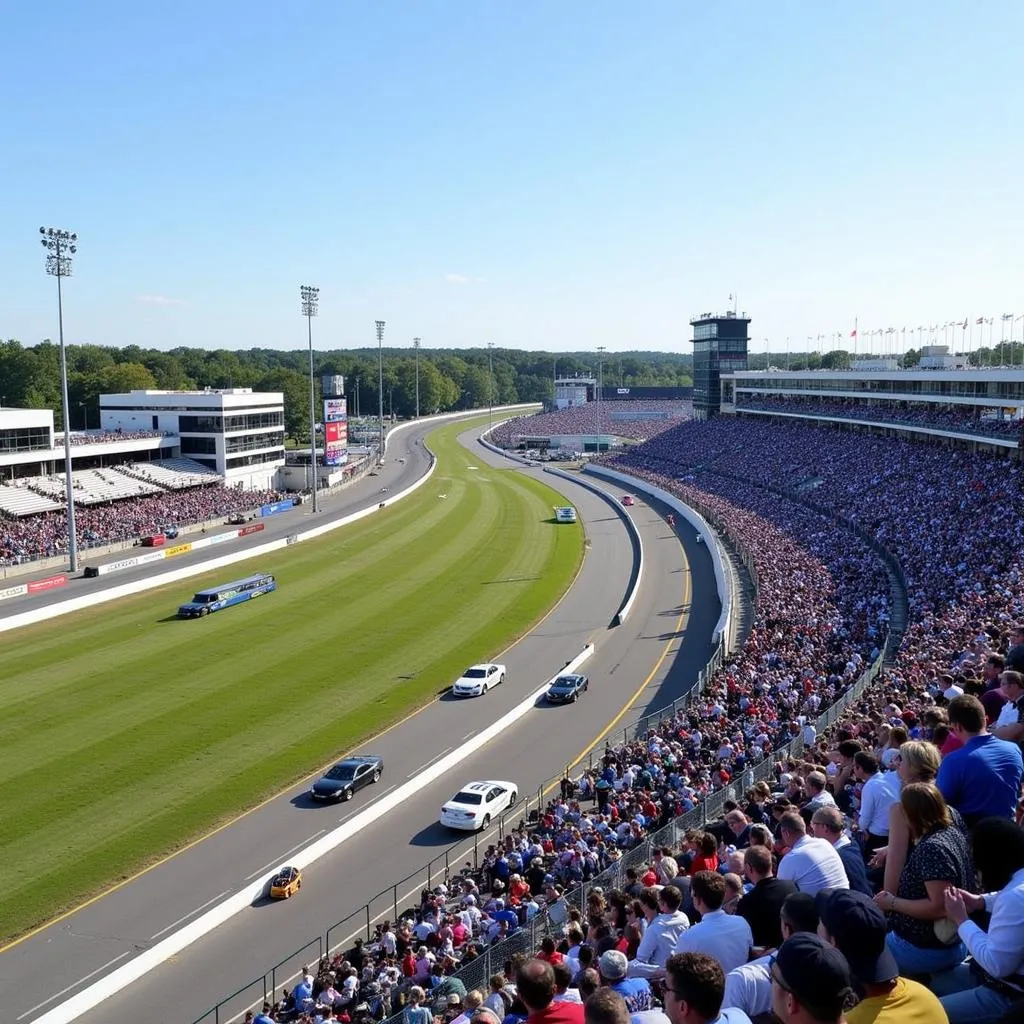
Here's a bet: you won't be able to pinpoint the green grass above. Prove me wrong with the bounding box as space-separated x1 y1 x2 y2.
0 417 583 943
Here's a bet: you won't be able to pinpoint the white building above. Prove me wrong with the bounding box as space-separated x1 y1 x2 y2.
0 408 54 478
99 389 285 489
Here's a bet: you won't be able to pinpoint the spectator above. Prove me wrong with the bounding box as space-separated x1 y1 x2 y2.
936 695 1023 827
628 886 690 979
815 889 947 1022
1006 626 1024 673
660 952 752 1024
809 808 871 896
723 892 818 1020
452 993 485 1024
992 671 1024 746
735 845 797 950
803 773 836 814
404 986 434 1024
517 959 584 1024
768 933 859 1024
553 963 582 1005
874 782 973 975
851 752 899 853
673 872 753 975
598 951 653 1014
776 813 849 896
934 817 1024 1022
583 989 631 1024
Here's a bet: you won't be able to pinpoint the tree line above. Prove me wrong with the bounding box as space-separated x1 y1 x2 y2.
0 340 694 438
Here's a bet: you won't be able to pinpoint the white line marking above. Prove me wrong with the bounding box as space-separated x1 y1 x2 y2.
462 731 474 740
244 832 327 880
16 952 132 1020
406 746 452 778
148 890 231 941
337 785 397 823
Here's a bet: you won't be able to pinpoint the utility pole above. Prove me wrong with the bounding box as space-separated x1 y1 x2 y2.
300 285 320 512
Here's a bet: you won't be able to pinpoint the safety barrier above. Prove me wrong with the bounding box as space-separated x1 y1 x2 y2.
0 572 68 603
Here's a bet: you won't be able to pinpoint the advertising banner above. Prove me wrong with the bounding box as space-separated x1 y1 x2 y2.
0 583 28 602
27 573 68 594
259 499 296 518
239 523 266 537
164 543 193 558
323 397 347 422
324 418 348 466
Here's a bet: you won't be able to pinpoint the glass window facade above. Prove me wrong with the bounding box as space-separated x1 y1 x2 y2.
181 436 217 455
225 431 285 454
0 426 51 454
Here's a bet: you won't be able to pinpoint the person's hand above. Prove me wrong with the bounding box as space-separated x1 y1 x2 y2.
869 846 888 869
874 890 896 913
943 886 970 925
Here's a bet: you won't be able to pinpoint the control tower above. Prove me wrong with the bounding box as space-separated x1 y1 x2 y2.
689 309 751 419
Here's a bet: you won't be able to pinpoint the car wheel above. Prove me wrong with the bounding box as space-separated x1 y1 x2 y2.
499 674 505 685
481 814 491 829
373 767 382 783
509 791 517 805
342 788 353 802
572 693 578 703
482 683 489 694
200 607 209 617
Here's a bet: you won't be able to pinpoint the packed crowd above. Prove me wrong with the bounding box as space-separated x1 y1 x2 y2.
735 395 1022 441
0 484 282 565
58 428 167 446
491 403 691 448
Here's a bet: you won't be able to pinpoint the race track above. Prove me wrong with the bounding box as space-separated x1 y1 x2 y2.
2 422 721 1024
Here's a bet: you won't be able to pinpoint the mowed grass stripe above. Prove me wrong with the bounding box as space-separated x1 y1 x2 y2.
0 420 583 941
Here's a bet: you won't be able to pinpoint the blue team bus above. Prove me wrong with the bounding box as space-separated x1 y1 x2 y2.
177 572 277 618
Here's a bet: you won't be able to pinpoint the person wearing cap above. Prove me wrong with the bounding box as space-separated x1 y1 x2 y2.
598 950 652 1013
659 952 752 1024
723 892 819 1020
673 871 753 975
517 959 585 1024
451 991 485 1024
769 933 859 1024
627 886 690 979
936 695 1023 827
776 812 849 897
816 889 946 1022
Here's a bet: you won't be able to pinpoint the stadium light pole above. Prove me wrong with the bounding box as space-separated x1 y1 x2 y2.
300 285 320 513
40 226 79 573
354 377 360 418
413 337 421 418
487 342 495 432
376 320 386 463
597 345 606 451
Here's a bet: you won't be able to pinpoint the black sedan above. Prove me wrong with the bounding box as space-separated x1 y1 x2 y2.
309 755 383 802
545 674 589 704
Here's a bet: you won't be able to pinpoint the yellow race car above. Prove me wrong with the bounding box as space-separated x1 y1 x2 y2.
270 865 302 899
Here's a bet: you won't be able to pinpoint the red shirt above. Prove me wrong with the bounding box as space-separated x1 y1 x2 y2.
689 853 719 876
528 1001 585 1024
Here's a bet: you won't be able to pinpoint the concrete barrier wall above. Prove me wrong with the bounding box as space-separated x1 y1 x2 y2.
33 643 595 1024
584 464 733 648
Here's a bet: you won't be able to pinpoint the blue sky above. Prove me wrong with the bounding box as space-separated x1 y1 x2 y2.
2 1 1022 354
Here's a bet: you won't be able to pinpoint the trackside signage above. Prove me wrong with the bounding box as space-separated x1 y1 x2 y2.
0 583 27 602
27 573 67 594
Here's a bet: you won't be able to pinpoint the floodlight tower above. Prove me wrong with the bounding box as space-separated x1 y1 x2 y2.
487 342 495 432
300 285 320 512
39 226 79 572
413 337 422 418
376 320 386 461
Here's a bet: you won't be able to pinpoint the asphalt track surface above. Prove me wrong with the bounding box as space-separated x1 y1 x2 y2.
2 423 721 1024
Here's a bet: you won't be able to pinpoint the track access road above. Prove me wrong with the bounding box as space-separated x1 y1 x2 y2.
6 424 720 1024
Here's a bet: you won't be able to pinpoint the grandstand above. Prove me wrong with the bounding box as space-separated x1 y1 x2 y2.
119 457 222 490
0 484 63 517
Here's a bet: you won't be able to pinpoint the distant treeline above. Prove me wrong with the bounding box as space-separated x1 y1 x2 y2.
0 340 694 440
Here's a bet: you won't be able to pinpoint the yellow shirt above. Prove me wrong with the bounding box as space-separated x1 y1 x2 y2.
847 977 947 1024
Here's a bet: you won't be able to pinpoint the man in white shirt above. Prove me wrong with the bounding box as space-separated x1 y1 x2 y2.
673 871 753 975
775 812 849 897
723 892 819 1019
802 772 836 813
852 752 900 850
628 885 690 978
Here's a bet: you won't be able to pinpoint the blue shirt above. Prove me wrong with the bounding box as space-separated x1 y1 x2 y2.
937 734 1024 821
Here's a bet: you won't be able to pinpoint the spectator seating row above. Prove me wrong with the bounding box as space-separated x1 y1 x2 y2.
491 402 691 448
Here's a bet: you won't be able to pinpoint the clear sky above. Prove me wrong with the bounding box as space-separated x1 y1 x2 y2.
2 1 1022 354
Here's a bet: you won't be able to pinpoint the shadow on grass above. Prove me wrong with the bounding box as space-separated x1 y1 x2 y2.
481 576 542 585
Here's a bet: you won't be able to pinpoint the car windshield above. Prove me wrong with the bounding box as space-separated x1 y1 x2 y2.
452 792 483 805
552 677 577 688
325 765 356 781
462 668 487 679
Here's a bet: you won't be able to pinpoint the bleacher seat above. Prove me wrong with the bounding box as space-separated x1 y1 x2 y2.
0 485 63 517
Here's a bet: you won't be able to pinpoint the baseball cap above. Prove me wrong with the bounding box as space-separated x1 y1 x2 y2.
598 949 628 981
447 994 462 1006
772 934 856 1018
815 890 899 984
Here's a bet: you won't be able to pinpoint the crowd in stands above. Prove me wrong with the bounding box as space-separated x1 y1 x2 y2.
243 415 1024 1024
735 395 1022 441
0 484 281 565
58 428 167 446
491 403 691 448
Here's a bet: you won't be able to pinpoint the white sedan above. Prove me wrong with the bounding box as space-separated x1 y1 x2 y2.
451 662 506 697
440 781 518 831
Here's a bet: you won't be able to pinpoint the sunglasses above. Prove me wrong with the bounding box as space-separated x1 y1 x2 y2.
656 978 683 999
768 955 794 995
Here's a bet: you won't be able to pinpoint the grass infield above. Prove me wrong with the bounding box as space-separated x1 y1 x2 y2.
0 418 583 943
